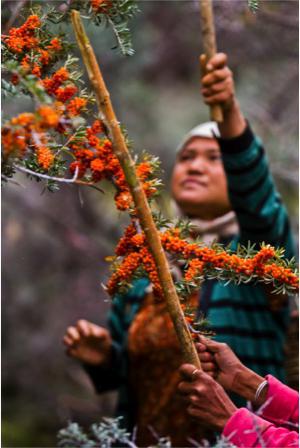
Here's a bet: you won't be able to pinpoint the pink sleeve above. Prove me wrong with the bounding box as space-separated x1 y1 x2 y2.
222 408 299 447
260 375 299 429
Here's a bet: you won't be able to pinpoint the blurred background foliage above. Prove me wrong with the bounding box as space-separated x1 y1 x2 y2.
2 0 298 446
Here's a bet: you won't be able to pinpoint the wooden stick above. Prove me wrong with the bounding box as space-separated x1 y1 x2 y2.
199 0 223 123
71 10 201 368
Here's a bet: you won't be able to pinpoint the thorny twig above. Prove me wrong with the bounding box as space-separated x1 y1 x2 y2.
14 164 79 183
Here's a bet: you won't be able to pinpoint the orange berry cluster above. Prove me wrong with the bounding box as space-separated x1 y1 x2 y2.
184 259 204 282
107 224 299 300
2 19 86 112
2 86 89 172
161 232 299 290
41 67 87 119
91 0 112 13
69 123 156 210
107 221 162 296
115 223 139 255
2 15 63 81
2 105 63 169
108 252 142 291
2 15 89 172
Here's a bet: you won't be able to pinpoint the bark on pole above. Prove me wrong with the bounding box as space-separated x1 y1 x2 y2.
71 10 201 369
199 0 223 123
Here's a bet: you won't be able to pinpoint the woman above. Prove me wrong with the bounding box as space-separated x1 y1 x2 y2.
63 53 295 446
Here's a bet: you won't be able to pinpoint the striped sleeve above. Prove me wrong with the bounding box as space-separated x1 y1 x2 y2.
82 341 124 393
83 279 149 394
81 295 127 393
218 124 295 259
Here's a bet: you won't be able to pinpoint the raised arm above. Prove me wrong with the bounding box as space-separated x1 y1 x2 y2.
202 53 295 256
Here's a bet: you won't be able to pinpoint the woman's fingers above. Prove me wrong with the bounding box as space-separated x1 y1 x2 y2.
76 320 107 340
90 324 107 340
179 363 202 381
203 92 234 105
76 319 92 337
195 342 207 353
202 68 232 87
63 335 74 347
187 404 200 417
201 362 217 372
206 52 228 71
178 381 195 395
202 78 232 96
65 326 80 343
197 350 215 363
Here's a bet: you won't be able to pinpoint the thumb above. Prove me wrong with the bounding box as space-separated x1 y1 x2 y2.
199 336 223 353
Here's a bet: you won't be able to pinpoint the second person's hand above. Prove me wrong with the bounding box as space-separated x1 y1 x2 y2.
63 319 112 366
196 336 267 405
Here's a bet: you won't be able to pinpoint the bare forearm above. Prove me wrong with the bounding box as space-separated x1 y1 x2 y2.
232 367 268 407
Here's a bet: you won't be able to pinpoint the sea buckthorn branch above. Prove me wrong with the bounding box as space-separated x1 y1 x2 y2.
1 69 160 202
2 12 159 200
2 12 71 85
160 233 298 296
107 222 299 328
2 14 101 191
68 0 139 56
71 9 201 368
1 85 90 191
14 163 80 184
24 1 139 57
248 0 259 13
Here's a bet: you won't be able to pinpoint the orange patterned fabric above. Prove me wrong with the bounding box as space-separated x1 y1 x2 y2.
128 291 209 447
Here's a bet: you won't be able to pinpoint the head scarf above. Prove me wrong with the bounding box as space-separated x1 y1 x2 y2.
176 121 220 154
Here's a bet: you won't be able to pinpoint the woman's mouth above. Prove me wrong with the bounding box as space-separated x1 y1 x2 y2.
181 178 207 188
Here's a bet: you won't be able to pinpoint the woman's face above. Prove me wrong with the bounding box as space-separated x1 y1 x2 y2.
171 137 231 220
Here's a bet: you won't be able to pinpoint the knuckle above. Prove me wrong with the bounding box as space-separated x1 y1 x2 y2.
215 72 224 81
190 395 198 404
178 382 185 392
187 405 196 416
195 385 204 396
77 319 86 327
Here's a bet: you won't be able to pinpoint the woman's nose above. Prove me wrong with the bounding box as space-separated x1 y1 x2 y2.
187 157 207 173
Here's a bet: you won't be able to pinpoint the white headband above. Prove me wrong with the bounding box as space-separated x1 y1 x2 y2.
176 121 220 153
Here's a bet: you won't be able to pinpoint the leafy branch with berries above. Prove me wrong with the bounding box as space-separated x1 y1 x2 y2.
1 2 298 369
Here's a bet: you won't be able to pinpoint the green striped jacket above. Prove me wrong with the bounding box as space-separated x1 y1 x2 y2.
85 124 295 427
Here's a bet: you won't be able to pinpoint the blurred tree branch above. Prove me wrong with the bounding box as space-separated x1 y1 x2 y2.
3 0 28 34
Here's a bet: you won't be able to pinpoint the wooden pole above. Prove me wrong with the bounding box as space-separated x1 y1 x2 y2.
71 10 201 369
199 0 223 123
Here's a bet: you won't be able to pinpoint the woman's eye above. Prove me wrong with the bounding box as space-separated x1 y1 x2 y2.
179 154 193 162
209 154 221 161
